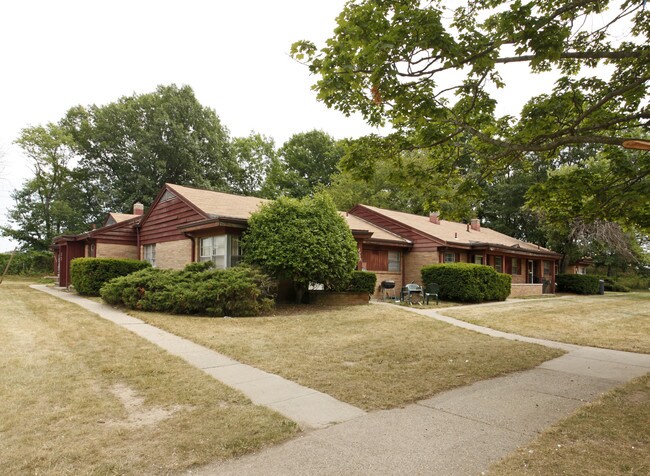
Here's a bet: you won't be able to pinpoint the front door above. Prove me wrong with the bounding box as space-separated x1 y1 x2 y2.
528 260 534 283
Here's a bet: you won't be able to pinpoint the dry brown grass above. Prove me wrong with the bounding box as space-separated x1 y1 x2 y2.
490 374 650 475
132 304 563 410
442 293 650 353
0 281 297 475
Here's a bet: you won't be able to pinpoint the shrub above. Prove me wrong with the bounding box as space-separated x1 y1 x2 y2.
242 193 358 303
345 271 377 293
616 274 650 290
555 274 600 294
421 263 511 303
70 258 151 296
100 265 275 317
593 276 632 293
0 251 53 276
330 271 377 293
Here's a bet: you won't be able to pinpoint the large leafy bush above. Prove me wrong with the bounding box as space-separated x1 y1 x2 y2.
556 274 601 294
100 264 274 317
70 258 151 296
421 263 511 303
0 250 53 276
242 193 358 303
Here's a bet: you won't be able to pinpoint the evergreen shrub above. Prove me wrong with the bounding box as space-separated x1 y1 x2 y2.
100 265 275 317
70 258 151 296
421 263 511 303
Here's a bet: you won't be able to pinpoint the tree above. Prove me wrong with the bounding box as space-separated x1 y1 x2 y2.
263 130 344 198
242 193 358 303
230 133 276 197
292 0 649 228
2 124 89 250
63 84 235 214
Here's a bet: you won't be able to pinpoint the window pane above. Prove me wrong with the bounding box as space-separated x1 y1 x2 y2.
388 251 400 272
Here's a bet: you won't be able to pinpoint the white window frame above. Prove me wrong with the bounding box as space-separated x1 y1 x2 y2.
143 244 156 267
444 252 455 263
199 235 241 269
388 250 401 272
474 255 484 265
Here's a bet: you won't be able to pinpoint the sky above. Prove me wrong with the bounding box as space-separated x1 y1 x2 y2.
0 1 617 252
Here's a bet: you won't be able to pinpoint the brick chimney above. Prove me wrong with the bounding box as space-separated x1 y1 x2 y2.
133 202 144 216
429 212 441 224
470 218 481 232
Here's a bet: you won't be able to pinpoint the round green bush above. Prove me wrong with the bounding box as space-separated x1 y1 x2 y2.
421 263 511 303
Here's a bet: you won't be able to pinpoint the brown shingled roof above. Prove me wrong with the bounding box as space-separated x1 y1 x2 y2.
167 183 269 219
341 212 410 245
357 204 556 254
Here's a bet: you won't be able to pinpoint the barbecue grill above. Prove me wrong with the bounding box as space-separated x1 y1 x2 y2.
380 280 396 301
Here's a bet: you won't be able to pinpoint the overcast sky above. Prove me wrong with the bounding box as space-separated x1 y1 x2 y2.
0 0 611 252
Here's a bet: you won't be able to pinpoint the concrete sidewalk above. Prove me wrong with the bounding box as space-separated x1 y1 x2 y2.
33 285 650 475
31 285 365 430
191 305 649 475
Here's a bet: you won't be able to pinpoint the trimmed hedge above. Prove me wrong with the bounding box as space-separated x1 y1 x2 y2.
0 251 53 276
100 265 275 317
70 258 151 296
421 263 511 303
555 274 600 294
333 271 377 293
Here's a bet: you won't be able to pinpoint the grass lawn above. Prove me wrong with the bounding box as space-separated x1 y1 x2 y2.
131 304 564 411
490 374 650 475
442 293 650 353
0 281 297 475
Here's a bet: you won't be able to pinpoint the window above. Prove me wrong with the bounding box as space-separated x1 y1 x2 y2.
143 244 156 267
474 255 484 265
200 236 227 268
494 256 503 273
388 251 401 272
230 236 242 267
199 235 241 269
510 257 520 275
543 260 551 276
444 252 455 263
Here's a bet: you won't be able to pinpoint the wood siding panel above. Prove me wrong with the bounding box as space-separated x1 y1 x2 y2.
91 224 137 245
140 197 204 244
362 249 388 271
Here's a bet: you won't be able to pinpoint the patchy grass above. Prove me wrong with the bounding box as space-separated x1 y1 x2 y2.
0 282 297 476
132 304 563 411
489 374 650 475
442 293 650 353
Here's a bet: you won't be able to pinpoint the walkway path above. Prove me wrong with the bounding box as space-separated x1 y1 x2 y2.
34 286 650 475
31 285 365 430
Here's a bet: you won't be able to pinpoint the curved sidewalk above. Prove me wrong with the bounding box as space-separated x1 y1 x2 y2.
192 304 649 475
31 285 365 430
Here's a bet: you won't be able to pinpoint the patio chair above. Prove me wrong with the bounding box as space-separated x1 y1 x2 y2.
424 283 439 305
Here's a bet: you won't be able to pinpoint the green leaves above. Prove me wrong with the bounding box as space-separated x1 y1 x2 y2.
242 193 358 300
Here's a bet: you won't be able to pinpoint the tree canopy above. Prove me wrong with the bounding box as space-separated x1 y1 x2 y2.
263 130 344 198
292 0 649 229
242 193 358 302
63 84 235 213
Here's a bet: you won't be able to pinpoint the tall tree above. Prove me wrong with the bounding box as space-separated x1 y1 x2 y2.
230 133 276 197
2 124 88 250
292 0 649 228
63 84 235 213
263 130 344 198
